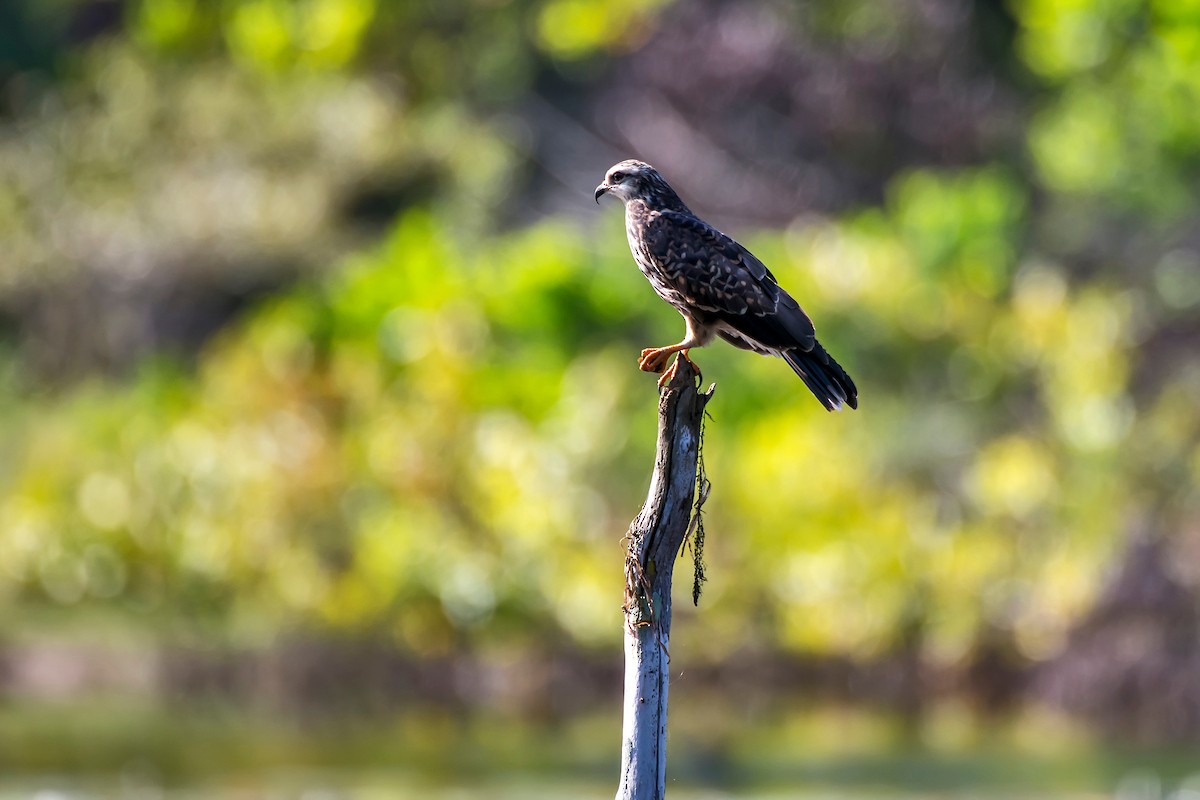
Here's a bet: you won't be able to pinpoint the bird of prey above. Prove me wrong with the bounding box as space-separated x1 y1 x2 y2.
595 159 858 411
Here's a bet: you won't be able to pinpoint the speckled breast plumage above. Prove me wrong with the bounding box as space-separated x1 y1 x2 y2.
625 201 692 316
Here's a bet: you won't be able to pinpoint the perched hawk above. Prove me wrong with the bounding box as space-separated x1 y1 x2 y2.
595 159 858 411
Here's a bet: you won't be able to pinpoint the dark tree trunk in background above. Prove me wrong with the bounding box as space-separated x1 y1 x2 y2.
616 359 712 800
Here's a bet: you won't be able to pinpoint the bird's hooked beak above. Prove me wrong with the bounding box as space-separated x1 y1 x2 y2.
594 182 609 203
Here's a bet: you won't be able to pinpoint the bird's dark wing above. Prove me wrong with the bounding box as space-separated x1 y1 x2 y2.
642 210 816 351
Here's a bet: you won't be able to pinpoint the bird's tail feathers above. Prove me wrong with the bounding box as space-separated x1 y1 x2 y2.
784 343 858 412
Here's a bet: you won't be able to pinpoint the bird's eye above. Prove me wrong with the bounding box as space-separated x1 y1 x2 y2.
611 171 625 182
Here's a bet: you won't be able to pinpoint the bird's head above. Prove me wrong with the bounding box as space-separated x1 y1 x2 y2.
595 160 688 211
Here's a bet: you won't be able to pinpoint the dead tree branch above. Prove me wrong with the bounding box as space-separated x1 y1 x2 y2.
616 358 713 800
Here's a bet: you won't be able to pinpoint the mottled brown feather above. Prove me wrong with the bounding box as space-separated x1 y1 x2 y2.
641 210 816 351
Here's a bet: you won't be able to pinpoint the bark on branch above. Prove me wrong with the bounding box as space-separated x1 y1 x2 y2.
616 358 713 800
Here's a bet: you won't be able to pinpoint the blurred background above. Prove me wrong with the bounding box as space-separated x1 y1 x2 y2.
0 0 1199 797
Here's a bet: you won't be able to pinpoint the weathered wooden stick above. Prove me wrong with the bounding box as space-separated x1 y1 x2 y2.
616 358 713 800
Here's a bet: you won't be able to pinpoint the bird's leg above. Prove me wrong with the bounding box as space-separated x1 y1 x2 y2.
638 348 702 387
638 345 683 374
661 350 703 386
639 321 705 381
657 350 692 387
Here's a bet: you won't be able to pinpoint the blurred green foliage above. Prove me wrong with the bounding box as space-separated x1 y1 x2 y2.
0 0 1198 676
1021 0 1200 210
0 180 1185 664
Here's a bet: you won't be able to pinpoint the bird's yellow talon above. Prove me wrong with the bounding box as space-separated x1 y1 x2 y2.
638 347 671 373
